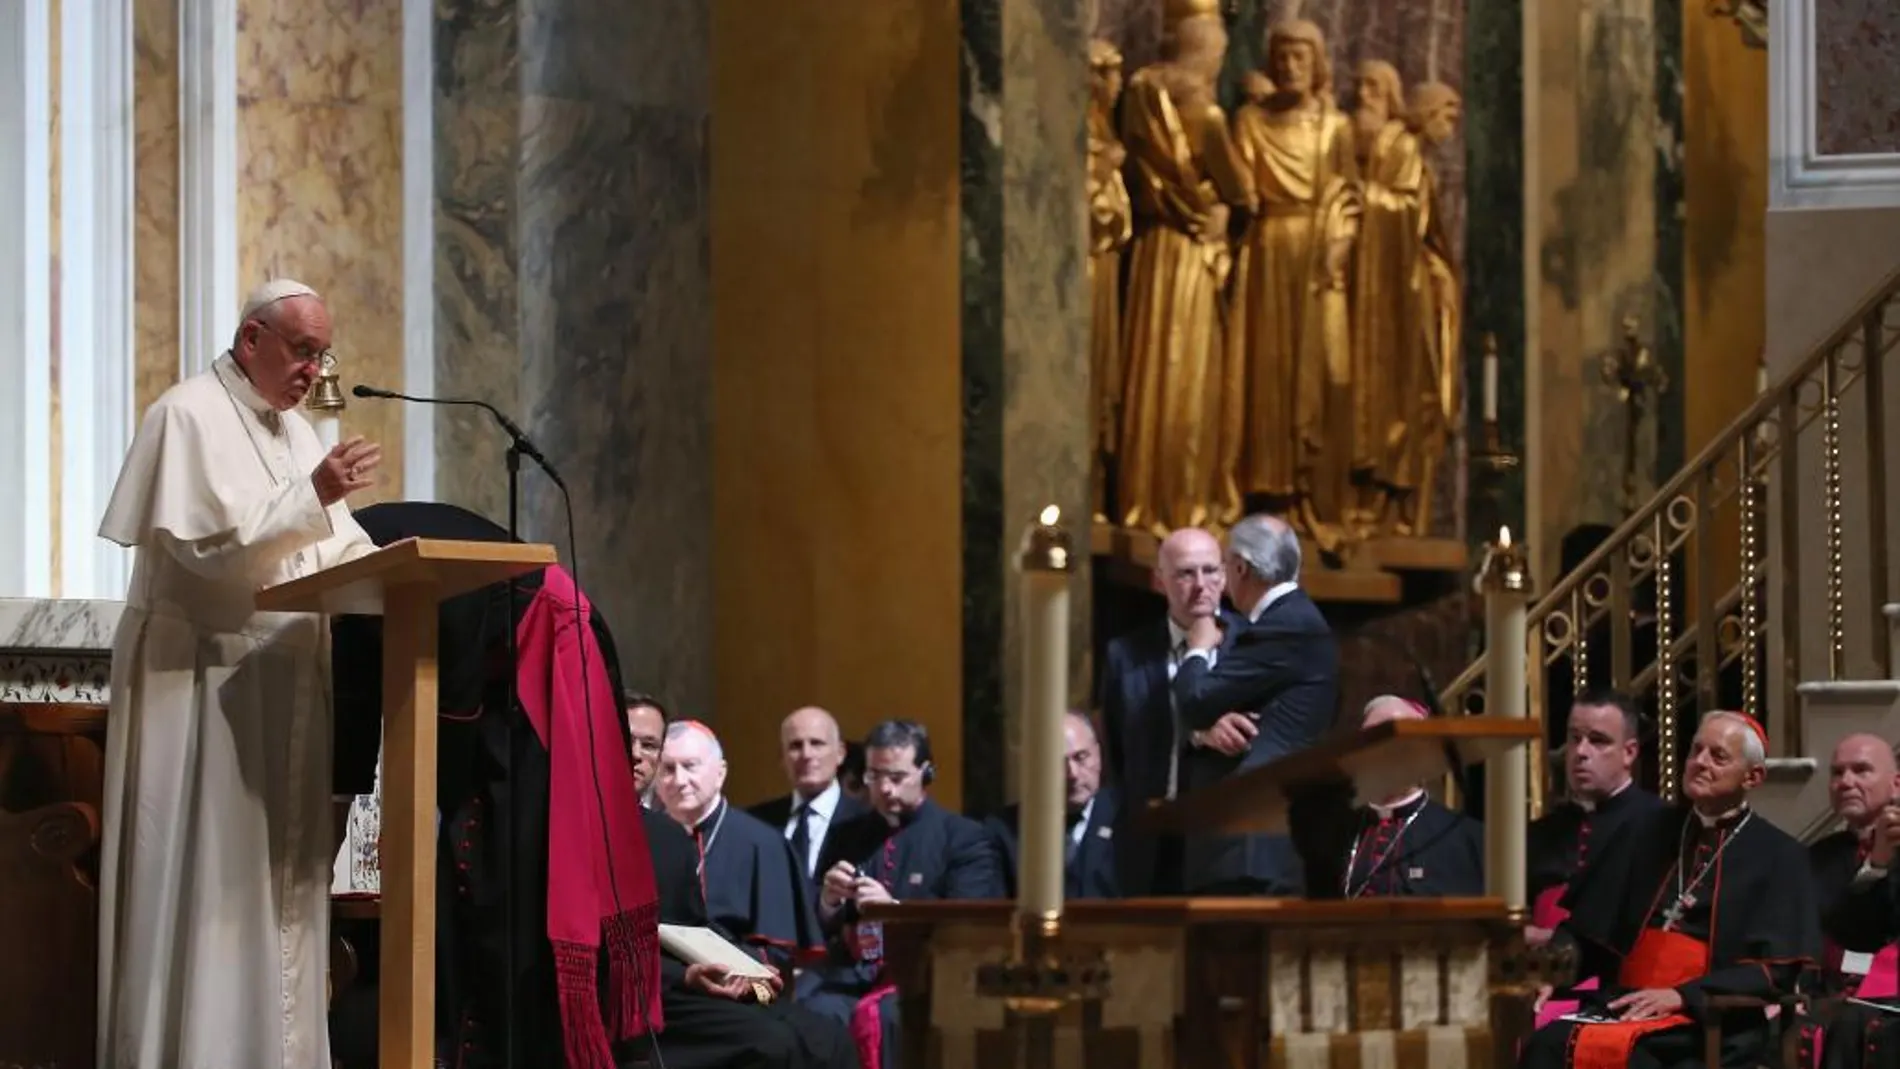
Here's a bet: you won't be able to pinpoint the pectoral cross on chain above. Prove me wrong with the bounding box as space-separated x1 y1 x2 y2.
1660 892 1696 931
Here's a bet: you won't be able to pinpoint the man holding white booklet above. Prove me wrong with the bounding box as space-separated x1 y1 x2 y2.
634 730 856 1069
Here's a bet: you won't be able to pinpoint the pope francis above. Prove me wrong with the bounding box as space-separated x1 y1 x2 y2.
96 280 384 1068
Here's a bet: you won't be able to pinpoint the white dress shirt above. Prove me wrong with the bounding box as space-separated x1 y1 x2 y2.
783 779 842 876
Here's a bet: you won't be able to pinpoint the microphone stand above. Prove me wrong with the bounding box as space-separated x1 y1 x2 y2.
351 384 559 1069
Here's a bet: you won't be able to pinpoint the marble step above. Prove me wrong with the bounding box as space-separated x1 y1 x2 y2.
1753 680 1900 839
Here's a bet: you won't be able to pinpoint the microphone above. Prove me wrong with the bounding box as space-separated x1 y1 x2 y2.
352 384 566 490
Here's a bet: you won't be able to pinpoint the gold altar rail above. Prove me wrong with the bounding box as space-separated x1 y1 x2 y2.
1443 266 1900 806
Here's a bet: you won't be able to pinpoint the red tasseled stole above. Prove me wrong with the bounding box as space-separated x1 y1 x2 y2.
516 566 664 1069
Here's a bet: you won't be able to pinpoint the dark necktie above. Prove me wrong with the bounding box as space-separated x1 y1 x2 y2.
790 804 814 879
1065 811 1084 866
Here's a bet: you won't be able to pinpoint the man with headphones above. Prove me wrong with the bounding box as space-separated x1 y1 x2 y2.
797 720 1005 1068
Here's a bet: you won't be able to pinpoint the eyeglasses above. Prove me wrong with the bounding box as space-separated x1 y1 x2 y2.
252 319 332 366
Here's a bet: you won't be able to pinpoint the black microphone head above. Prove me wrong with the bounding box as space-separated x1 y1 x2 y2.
351 384 377 398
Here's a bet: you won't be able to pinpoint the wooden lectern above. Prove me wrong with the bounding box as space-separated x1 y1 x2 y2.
258 537 557 1069
868 717 1567 1069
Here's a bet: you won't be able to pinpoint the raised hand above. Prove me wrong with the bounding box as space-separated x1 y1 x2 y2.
312 436 382 505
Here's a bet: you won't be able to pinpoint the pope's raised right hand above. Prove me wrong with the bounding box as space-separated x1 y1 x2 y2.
313 437 382 506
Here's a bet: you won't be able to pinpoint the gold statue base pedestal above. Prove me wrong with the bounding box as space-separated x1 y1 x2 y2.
869 899 1565 1069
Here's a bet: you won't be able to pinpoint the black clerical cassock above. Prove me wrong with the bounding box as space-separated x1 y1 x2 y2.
1521 803 1819 1069
1810 831 1900 1069
687 798 824 976
642 807 856 1069
1527 785 1665 929
1342 790 1484 898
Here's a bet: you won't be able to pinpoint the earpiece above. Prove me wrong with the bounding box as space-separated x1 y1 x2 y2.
920 761 936 786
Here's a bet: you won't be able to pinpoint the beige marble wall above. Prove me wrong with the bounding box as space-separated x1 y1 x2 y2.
1765 206 1900 704
1526 0 1662 586
709 0 965 807
133 0 179 422
236 0 405 502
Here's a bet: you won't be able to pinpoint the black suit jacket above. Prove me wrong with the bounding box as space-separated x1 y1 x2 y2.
807 799 1004 994
1171 588 1339 892
747 787 871 885
983 787 1121 900
1098 610 1243 895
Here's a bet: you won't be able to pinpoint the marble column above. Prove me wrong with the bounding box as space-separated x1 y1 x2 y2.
961 0 1093 814
435 0 714 719
516 0 713 718
1465 0 1528 539
0 0 55 597
236 0 406 502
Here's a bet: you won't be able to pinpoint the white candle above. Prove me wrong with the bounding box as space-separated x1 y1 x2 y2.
1483 347 1499 424
1482 526 1529 911
314 412 341 450
1017 505 1071 921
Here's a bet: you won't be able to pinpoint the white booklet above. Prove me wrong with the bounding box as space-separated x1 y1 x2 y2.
657 923 778 981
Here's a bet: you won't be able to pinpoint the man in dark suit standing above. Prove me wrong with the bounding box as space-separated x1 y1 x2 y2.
748 706 870 889
1098 526 1234 896
986 711 1120 899
1174 513 1340 895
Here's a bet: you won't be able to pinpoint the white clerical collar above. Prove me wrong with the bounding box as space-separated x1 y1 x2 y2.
1373 787 1427 820
691 796 728 832
1693 801 1749 828
1248 581 1300 622
796 780 841 822
1576 778 1633 814
215 351 275 414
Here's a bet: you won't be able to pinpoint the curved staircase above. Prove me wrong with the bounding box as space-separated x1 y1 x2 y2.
1441 265 1900 839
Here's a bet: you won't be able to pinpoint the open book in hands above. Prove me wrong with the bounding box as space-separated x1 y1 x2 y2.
658 924 780 1003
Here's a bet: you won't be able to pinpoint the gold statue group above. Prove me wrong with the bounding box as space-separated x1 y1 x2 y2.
1091 0 1463 554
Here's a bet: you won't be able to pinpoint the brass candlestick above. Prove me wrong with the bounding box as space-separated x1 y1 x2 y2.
1600 317 1669 515
1471 333 1520 541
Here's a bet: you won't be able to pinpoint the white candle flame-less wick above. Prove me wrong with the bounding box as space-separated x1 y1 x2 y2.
1039 504 1061 526
1498 525 1512 548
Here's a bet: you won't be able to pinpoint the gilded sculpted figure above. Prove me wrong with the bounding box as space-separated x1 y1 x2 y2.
1089 39 1134 522
1226 20 1361 549
1117 0 1256 536
1390 81 1463 536
1348 57 1430 533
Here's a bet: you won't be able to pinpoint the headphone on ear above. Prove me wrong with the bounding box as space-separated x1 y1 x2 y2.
920 761 936 786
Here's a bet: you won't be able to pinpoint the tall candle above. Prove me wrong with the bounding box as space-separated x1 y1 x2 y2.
1016 505 1073 922
1483 346 1499 424
1481 526 1530 911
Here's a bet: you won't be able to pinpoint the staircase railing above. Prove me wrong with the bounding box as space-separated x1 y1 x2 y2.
1442 266 1900 810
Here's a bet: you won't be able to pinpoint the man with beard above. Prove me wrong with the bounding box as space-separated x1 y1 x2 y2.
1520 711 1819 1069
1526 691 1664 944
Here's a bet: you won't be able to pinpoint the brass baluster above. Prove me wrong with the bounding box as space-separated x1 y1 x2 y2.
1571 587 1589 694
1864 309 1892 678
1610 552 1633 690
1739 434 1762 721
1824 350 1846 678
1778 388 1805 752
1693 476 1718 714
1654 514 1679 798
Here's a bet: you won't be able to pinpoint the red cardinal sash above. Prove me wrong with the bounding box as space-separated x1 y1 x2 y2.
1569 928 1709 1069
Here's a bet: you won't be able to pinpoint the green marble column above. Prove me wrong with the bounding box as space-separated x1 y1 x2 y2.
961 0 1094 814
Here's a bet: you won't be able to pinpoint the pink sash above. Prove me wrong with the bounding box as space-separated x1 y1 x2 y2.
1532 885 1571 930
851 982 899 1069
1534 976 1598 1030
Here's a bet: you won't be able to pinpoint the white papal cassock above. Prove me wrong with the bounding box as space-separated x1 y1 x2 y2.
96 352 376 1069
